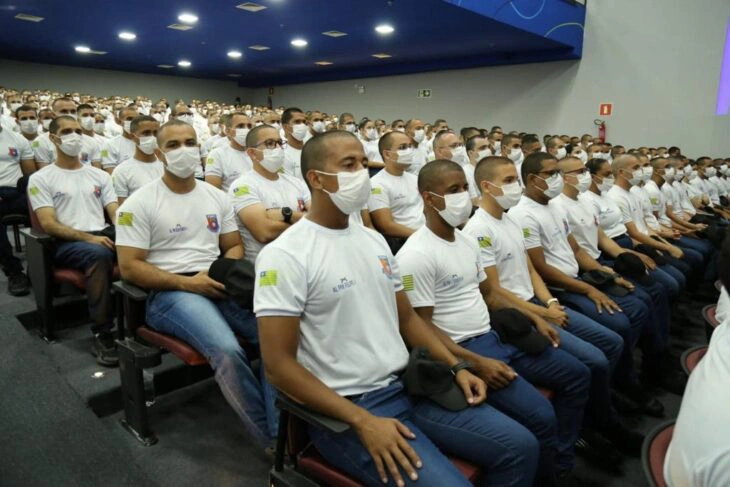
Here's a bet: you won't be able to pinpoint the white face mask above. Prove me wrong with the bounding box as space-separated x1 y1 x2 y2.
234 128 250 146
164 146 200 178
508 148 523 163
450 146 469 166
706 167 717 178
555 147 567 160
292 123 309 141
123 120 132 133
316 168 371 215
42 119 52 131
538 173 564 199
493 140 502 153
19 119 38 135
429 191 472 227
413 129 425 143
596 175 615 193
245 110 252 117
572 172 592 193
55 132 83 157
488 181 522 210
662 153 669 158
688 170 699 181
395 127 405 133
477 148 492 160
312 121 326 133
137 135 158 155
152 113 164 123
576 151 588 164
257 147 285 173
94 122 106 134
271 122 281 130
393 147 415 166
721 164 729 175
80 115 94 131
663 167 675 182
255 121 264 127
9 102 22 112
623 168 643 186
344 122 357 134
641 166 654 182
365 128 377 141
209 124 220 135
177 114 194 125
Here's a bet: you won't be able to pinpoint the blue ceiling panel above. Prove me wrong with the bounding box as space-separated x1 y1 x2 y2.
0 0 586 87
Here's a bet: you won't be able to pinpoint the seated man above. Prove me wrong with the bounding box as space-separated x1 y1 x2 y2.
499 134 524 183
510 153 661 415
34 98 102 169
256 130 540 487
116 119 275 450
664 236 730 486
368 131 425 245
463 156 642 456
464 135 492 205
205 112 254 192
0 120 36 295
281 107 308 180
433 130 469 168
398 159 591 484
27 116 118 365
112 115 163 205
230 124 309 264
404 118 428 175
100 105 140 174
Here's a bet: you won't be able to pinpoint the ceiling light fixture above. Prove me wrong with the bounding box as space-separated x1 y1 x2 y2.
75 45 91 53
315 61 333 66
372 53 392 59
322 30 347 38
118 31 136 41
375 24 395 35
178 60 192 67
248 45 270 51
291 38 308 48
14 13 44 22
157 64 174 69
227 50 242 59
178 13 198 24
236 2 267 12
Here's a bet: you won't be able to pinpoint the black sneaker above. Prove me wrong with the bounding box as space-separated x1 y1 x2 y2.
92 333 119 367
7 272 30 297
601 421 644 457
617 384 665 417
575 429 624 472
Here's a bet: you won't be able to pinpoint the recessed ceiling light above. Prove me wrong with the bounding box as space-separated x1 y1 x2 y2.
375 24 395 35
315 61 333 66
178 60 192 67
75 45 91 53
236 2 267 12
291 38 308 48
248 45 270 51
118 31 136 41
322 30 347 38
178 13 198 24
167 23 193 31
372 53 392 59
87 50 107 56
157 64 174 69
227 50 242 59
14 13 44 22
227 74 242 78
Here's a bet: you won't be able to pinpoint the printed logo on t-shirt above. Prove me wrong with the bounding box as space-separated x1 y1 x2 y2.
371 187 383 195
378 255 393 279
522 228 531 238
332 276 356 294
29 186 40 196
477 236 492 248
233 186 249 197
8 147 18 158
93 185 102 198
206 214 220 232
169 223 188 234
118 212 134 227
562 219 570 235
32 141 40 149
402 274 414 291
259 270 278 287
81 152 89 163
100 149 109 158
206 157 215 166
297 197 306 212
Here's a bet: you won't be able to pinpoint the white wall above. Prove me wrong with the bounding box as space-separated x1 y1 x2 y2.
0 59 249 103
250 0 730 157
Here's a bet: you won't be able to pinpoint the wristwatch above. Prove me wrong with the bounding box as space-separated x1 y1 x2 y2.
450 361 473 376
281 206 293 224
546 298 559 307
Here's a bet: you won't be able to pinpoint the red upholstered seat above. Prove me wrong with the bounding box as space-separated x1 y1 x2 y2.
52 265 121 290
705 305 719 328
681 346 708 376
643 422 674 487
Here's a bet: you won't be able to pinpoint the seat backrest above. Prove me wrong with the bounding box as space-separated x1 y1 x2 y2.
704 304 719 328
685 347 708 375
27 198 43 232
643 421 675 487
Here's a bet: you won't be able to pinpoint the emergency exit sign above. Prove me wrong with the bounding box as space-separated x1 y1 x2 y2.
599 103 613 116
417 89 432 98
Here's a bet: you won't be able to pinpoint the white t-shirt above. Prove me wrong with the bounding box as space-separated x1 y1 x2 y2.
368 170 425 230
229 170 311 264
101 135 136 169
510 195 580 278
360 138 383 164
608 185 649 235
112 158 164 198
201 133 225 158
645 180 671 226
674 181 697 216
579 190 629 239
717 286 730 324
32 132 101 166
283 145 302 180
254 218 409 396
205 144 253 192
28 164 116 232
115 179 237 274
664 318 730 486
397 227 490 343
463 163 480 201
708 176 726 198
631 185 661 231
661 181 682 220
0 127 33 187
551 193 601 259
405 145 427 176
462 208 535 301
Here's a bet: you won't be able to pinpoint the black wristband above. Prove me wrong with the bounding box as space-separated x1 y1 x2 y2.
450 361 473 376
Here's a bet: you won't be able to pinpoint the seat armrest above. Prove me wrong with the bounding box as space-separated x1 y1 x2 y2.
20 227 54 244
276 394 350 434
113 280 149 301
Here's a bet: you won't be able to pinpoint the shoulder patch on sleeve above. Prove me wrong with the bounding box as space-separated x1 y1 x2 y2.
402 274 414 292
206 157 215 166
31 141 40 149
371 187 383 195
100 149 109 158
259 270 278 287
522 228 530 238
477 236 492 248
233 185 249 197
29 186 40 196
117 212 134 227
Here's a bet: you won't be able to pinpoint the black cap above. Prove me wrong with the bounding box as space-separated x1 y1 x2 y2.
614 253 651 286
208 258 255 309
402 348 468 412
580 269 629 297
490 308 550 355
635 244 667 266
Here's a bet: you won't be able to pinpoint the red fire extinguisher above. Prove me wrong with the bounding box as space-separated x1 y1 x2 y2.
594 119 606 143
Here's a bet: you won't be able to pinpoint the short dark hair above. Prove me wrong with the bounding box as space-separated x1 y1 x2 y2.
432 129 454 151
48 115 76 135
130 114 157 133
586 157 609 174
358 118 371 130
466 135 487 152
521 152 554 183
300 131 357 189
502 133 521 148
390 119 404 128
475 156 514 188
460 126 480 141
156 119 196 145
378 130 403 159
77 103 94 113
226 112 248 128
282 107 304 125
521 134 540 147
546 136 561 149
417 159 464 193
51 97 75 111
338 112 354 125
14 104 37 118
433 118 447 127
245 124 276 147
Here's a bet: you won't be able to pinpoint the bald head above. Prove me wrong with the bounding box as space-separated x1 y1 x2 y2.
474 156 515 187
301 130 361 188
418 159 465 193
611 154 639 175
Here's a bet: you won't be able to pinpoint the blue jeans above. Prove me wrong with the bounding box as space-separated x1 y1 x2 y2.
676 236 718 282
612 233 685 297
54 240 115 333
146 290 277 446
461 331 589 474
310 381 539 487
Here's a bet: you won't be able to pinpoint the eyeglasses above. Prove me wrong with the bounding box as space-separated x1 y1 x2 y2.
562 168 588 175
538 169 561 177
253 139 283 149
